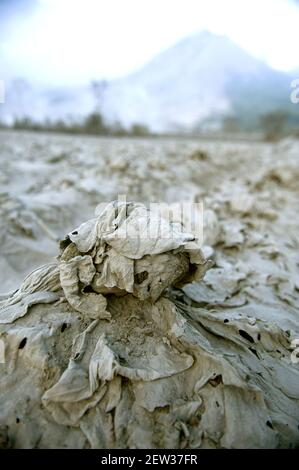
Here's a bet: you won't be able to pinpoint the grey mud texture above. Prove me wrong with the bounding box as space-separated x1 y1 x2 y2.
0 197 299 449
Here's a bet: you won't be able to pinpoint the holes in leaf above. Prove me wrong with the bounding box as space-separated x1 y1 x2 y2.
209 374 223 387
249 347 259 359
266 420 274 429
18 338 27 349
82 285 96 293
134 271 148 284
239 329 254 343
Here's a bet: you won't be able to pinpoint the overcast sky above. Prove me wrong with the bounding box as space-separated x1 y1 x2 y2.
1 0 299 86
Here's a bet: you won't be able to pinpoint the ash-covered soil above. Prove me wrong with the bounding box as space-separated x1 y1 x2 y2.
0 130 299 448
1 130 299 310
1 130 299 326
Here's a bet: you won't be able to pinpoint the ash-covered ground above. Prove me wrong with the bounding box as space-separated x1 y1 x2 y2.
1 130 299 311
0 130 299 448
1 130 299 327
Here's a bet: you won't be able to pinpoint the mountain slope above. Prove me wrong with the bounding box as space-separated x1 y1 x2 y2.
101 31 294 132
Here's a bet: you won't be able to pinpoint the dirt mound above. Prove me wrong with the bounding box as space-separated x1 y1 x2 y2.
0 200 298 449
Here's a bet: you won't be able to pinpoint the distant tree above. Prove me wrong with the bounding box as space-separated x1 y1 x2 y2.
51 119 67 133
13 116 41 131
130 123 149 136
110 120 127 136
260 111 288 141
83 112 106 134
10 113 154 138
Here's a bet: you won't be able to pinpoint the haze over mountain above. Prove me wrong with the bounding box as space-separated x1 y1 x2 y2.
1 31 297 132
100 31 296 131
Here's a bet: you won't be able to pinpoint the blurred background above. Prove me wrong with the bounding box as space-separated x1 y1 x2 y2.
1 0 299 139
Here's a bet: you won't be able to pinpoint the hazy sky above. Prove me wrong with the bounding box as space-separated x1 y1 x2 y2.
1 0 299 86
